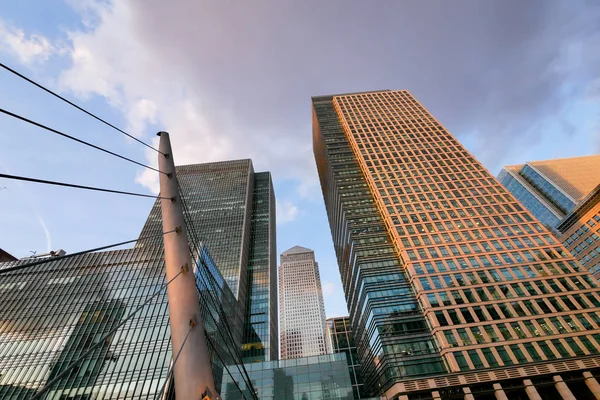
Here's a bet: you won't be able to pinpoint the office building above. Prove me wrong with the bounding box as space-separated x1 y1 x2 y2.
279 246 328 359
0 244 252 398
498 154 600 230
327 317 365 399
221 353 354 400
313 90 600 399
138 160 278 362
558 184 600 277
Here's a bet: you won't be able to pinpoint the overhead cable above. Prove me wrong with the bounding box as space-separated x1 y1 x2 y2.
0 61 164 155
0 173 170 200
0 107 165 175
0 229 178 275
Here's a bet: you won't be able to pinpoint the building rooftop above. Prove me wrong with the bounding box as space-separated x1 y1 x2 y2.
504 154 600 201
281 245 313 255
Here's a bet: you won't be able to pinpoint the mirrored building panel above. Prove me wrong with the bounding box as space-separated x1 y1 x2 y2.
137 160 278 362
221 354 354 400
0 244 253 399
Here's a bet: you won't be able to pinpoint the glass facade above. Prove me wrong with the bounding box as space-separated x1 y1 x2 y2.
0 244 253 398
242 172 279 362
498 168 562 229
519 164 576 215
326 317 364 399
137 160 278 362
221 354 354 400
558 187 600 279
313 90 600 399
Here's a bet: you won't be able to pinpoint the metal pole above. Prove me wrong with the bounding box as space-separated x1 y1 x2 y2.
158 131 217 399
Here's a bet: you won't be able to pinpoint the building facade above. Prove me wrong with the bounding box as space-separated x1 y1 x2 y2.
221 353 354 400
326 317 365 399
138 160 278 362
498 154 600 230
0 244 253 399
279 246 329 359
313 90 600 399
558 185 600 278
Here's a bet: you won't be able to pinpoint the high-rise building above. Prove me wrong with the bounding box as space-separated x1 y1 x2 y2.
557 184 600 277
313 90 600 399
0 244 251 398
326 317 365 399
0 158 277 398
279 246 328 359
498 154 600 230
138 160 278 362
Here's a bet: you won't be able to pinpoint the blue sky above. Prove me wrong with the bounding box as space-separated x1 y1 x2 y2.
1 1 599 319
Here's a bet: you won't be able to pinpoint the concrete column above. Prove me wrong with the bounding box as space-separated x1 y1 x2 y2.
432 391 441 399
583 371 600 399
463 387 475 400
523 379 542 400
493 383 509 400
158 131 217 399
397 396 409 400
553 375 576 400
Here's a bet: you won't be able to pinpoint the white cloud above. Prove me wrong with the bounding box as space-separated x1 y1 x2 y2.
322 281 335 297
276 199 299 224
0 19 55 64
55 1 315 195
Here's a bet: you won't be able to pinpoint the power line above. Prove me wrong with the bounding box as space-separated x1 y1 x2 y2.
0 173 171 200
0 61 164 155
31 267 186 400
0 107 165 175
0 229 178 275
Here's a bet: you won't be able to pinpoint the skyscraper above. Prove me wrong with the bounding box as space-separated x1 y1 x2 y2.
0 244 250 398
279 246 328 359
557 184 600 277
138 160 278 362
498 154 600 230
313 90 600 399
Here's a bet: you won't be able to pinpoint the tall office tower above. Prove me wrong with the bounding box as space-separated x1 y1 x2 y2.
279 246 328 359
558 185 600 277
498 154 600 230
138 160 278 362
326 317 365 399
313 90 600 399
0 244 253 398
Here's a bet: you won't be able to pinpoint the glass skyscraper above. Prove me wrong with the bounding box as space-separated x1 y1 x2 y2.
137 160 278 363
313 90 600 399
0 244 249 398
0 158 277 398
558 185 600 277
498 155 600 230
326 317 365 399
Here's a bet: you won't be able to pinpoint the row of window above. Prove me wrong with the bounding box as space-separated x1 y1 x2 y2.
441 312 600 347
416 263 589 291
431 292 600 327
452 333 600 372
424 278 591 309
